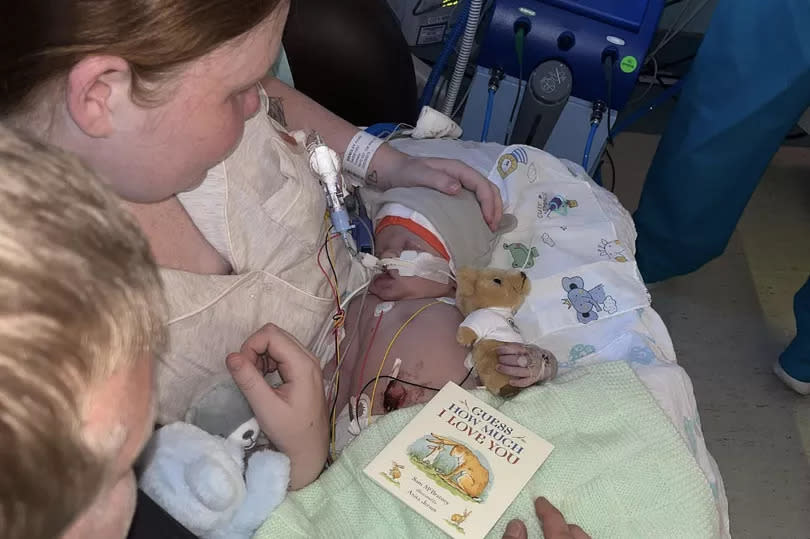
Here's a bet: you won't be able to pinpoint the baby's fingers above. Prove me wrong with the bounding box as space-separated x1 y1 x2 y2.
498 353 529 368
496 342 530 356
496 364 532 379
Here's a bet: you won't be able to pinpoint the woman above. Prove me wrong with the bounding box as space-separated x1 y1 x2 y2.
1 0 515 440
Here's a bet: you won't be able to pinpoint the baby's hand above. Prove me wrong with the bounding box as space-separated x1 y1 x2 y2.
226 324 328 490
496 343 558 388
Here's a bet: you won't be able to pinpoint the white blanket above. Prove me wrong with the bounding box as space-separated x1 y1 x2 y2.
391 138 731 538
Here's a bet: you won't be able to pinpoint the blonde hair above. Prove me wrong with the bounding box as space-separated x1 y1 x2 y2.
0 125 166 539
0 0 284 117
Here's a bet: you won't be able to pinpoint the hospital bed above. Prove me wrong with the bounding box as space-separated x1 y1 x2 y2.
390 137 730 536
250 139 730 538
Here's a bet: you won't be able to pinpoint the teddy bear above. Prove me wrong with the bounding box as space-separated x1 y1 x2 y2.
455 266 535 397
139 376 289 539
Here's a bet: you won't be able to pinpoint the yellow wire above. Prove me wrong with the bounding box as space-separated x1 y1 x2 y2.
326 232 342 456
327 233 339 295
367 301 441 418
331 363 339 457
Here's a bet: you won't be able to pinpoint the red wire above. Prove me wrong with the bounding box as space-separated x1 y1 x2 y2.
328 327 340 406
317 234 342 308
355 312 384 402
319 231 343 407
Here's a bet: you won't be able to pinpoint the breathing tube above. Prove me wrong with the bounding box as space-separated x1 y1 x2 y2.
418 0 472 111
440 0 485 116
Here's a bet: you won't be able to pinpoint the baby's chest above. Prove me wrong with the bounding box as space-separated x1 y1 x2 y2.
359 301 464 366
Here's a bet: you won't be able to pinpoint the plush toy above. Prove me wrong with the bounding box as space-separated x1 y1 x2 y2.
455 267 533 397
139 377 290 539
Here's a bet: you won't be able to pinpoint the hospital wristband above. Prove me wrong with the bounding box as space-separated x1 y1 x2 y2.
343 131 385 184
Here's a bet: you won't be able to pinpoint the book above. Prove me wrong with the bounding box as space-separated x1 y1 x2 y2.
364 382 554 539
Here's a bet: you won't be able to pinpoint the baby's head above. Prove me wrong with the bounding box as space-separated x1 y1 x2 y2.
368 187 507 301
371 202 456 300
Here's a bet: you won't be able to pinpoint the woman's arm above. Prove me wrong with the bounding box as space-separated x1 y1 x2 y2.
260 76 503 229
261 76 357 153
259 75 422 189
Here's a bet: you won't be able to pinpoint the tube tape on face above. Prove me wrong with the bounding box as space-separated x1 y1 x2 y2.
379 250 454 284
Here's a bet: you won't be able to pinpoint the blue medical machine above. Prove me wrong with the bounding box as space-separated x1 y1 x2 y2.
392 0 665 175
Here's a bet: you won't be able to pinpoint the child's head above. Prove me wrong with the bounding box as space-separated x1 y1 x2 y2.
368 187 504 301
0 126 166 539
0 0 288 203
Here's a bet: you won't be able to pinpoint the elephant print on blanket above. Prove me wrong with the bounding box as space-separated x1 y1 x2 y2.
561 276 618 324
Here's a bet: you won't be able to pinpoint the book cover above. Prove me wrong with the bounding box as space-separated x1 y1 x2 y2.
364 382 554 539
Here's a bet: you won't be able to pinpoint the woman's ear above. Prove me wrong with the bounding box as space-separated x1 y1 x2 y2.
66 56 132 138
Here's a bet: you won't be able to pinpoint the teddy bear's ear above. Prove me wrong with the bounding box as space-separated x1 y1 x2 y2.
455 267 477 297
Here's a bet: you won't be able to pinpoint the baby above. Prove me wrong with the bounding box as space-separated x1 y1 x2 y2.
328 186 557 452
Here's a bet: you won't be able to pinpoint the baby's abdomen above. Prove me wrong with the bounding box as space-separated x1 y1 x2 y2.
365 301 471 414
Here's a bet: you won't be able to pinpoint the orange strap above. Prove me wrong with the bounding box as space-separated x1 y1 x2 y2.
375 216 451 262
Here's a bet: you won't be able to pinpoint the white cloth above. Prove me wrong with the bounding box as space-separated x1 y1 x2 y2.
485 144 730 538
389 139 730 537
177 172 231 266
459 306 524 344
159 91 368 422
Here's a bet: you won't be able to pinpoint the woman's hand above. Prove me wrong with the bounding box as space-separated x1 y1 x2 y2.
502 497 591 539
226 324 328 490
496 343 558 388
371 148 503 231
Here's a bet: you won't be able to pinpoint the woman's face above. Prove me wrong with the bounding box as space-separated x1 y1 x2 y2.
82 5 289 203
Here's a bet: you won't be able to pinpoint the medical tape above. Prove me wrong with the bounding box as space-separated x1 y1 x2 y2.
379 250 455 284
343 131 384 183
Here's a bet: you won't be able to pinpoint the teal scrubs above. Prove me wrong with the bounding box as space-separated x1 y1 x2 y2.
632 0 810 380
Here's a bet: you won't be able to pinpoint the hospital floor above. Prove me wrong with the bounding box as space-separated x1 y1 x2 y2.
610 133 810 538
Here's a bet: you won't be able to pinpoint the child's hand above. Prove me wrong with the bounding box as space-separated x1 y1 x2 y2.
226 323 328 490
496 343 558 388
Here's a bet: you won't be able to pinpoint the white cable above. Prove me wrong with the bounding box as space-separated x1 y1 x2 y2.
633 0 707 105
433 77 449 109
653 0 694 59
629 56 659 105
452 83 473 121
441 0 484 115
341 280 372 310
647 0 712 61
383 123 415 143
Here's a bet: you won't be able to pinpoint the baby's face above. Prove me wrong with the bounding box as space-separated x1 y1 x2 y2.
369 225 455 301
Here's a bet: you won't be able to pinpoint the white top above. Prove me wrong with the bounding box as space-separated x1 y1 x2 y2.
459 307 524 344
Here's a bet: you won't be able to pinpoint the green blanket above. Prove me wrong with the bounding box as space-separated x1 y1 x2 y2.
255 362 718 538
